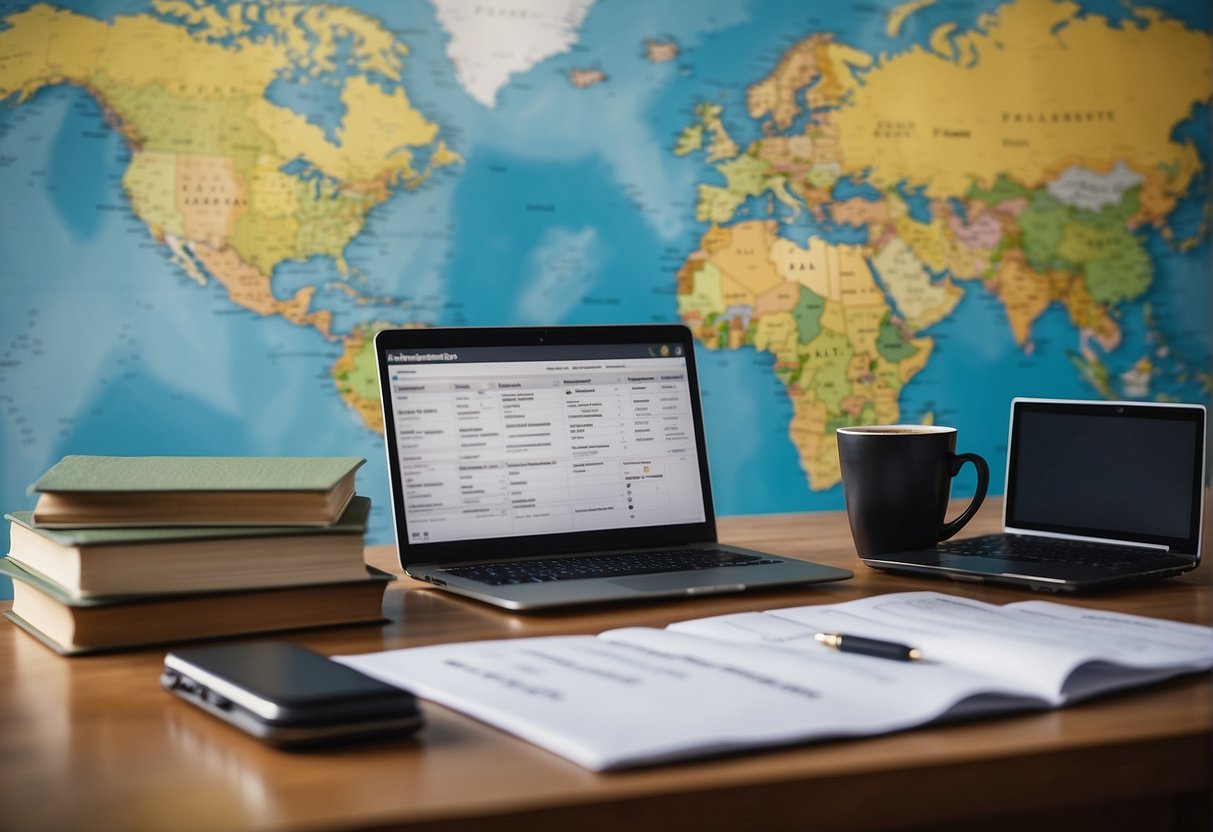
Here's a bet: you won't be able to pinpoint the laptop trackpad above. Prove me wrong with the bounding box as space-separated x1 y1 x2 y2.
610 572 744 593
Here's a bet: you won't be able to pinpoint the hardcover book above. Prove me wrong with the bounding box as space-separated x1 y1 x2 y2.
29 455 365 527
5 497 372 598
1 558 394 656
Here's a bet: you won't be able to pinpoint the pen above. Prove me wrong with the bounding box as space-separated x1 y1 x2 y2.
815 632 923 662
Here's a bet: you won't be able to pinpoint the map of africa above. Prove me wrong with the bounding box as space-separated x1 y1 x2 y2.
0 0 1209 596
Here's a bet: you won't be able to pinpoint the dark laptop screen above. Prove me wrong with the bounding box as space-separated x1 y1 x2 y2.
376 326 718 563
1005 400 1206 554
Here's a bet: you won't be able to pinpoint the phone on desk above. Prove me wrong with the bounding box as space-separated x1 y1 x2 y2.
161 641 423 748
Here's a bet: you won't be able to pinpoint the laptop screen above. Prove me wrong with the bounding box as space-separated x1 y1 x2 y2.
376 326 717 562
1005 399 1206 555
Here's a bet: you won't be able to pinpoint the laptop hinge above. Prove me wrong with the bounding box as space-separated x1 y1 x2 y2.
1002 527 1170 552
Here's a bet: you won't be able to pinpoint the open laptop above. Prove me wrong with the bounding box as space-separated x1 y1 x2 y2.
374 324 852 610
862 398 1207 592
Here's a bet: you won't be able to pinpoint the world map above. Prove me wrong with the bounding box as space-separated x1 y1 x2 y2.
0 0 1209 596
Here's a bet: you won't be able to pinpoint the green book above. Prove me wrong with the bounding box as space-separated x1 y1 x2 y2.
5 497 373 598
28 455 365 527
0 557 394 656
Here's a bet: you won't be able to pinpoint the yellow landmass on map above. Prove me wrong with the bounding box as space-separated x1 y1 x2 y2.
693 154 775 224
153 1 250 40
746 37 820 131
702 221 785 298
831 198 891 229
1058 270 1122 352
177 155 249 248
831 0 1212 198
752 281 800 318
332 322 395 432
248 76 439 189
987 249 1051 348
694 102 739 163
678 221 933 489
0 1 457 390
674 123 705 157
928 23 959 59
816 44 871 112
769 235 831 292
887 0 938 38
870 237 963 331
568 68 607 89
676 0 1208 492
124 152 185 239
644 39 680 63
194 245 334 335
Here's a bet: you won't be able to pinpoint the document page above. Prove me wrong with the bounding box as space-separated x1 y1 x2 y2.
1002 599 1213 700
336 592 1213 771
336 626 1038 771
673 591 1213 703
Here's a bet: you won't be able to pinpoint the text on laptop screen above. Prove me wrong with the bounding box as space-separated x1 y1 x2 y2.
384 344 708 544
1007 404 1203 548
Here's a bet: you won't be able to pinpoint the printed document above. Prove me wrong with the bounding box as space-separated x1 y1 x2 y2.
336 591 1213 770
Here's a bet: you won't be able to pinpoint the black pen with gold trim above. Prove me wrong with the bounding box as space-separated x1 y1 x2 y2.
815 632 923 662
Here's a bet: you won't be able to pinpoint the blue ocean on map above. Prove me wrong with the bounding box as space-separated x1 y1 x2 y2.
0 0 1209 597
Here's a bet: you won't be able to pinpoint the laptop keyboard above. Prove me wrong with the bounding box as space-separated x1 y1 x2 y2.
937 535 1181 570
438 548 780 586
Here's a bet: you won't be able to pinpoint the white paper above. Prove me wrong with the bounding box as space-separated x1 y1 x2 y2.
336 591 1213 770
719 591 1213 703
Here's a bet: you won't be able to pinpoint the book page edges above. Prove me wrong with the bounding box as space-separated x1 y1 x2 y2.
31 483 361 527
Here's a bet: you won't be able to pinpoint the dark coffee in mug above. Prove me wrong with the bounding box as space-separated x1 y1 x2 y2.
851 428 932 435
836 425 989 558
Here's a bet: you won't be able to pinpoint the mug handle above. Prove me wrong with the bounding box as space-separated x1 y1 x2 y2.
938 452 989 542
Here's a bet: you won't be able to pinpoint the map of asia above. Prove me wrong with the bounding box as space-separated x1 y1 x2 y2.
0 0 1208 593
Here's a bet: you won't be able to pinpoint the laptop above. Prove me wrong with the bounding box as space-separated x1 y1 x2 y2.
374 324 852 610
862 397 1207 592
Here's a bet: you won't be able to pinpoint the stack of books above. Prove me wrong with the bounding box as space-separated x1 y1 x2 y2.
1 455 393 655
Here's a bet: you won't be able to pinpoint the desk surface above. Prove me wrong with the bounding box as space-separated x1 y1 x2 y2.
2 499 1210 832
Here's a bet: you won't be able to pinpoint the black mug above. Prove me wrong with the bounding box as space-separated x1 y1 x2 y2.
836 425 989 558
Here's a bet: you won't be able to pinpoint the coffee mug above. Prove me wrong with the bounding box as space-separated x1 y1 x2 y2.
836 425 989 558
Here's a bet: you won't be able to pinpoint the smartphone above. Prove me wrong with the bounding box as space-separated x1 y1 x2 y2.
162 640 423 748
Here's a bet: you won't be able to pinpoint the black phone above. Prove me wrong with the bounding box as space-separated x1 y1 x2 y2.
161 640 423 748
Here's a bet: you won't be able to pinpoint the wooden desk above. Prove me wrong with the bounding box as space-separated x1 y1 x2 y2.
1 500 1210 832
